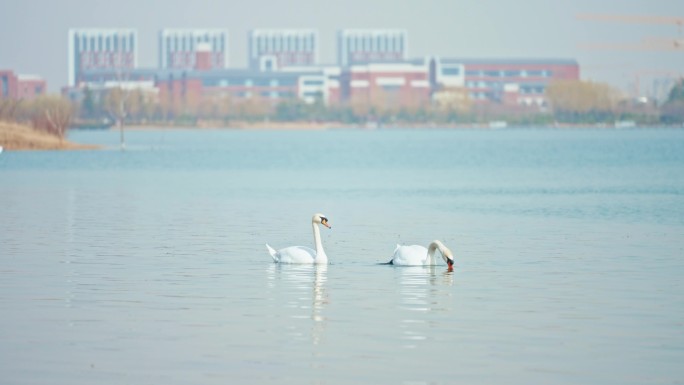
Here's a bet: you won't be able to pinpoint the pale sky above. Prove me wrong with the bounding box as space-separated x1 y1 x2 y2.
1 0 682 95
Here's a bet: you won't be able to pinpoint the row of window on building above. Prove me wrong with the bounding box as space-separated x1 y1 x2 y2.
466 70 552 78
250 30 317 58
69 30 136 53
466 81 545 92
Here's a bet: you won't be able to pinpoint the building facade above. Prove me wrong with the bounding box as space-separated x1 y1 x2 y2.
159 29 229 70
68 29 137 87
73 57 580 109
340 61 431 110
65 27 581 111
337 29 407 67
248 29 318 71
439 58 580 106
0 70 17 99
1 70 47 100
77 66 331 107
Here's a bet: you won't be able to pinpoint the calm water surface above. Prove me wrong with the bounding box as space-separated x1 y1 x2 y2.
1 128 683 384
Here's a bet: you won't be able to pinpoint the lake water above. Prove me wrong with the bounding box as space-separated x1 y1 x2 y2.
1 127 683 384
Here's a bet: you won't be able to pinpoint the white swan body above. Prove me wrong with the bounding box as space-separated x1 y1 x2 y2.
266 213 331 264
389 240 455 269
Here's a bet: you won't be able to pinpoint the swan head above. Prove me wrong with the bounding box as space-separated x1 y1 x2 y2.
431 240 455 270
313 213 331 229
442 248 455 271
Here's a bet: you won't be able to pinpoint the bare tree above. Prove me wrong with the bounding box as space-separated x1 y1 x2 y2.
28 96 74 142
107 48 133 150
103 87 128 148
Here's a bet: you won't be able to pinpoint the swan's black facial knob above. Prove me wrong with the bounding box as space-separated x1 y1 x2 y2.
321 217 331 229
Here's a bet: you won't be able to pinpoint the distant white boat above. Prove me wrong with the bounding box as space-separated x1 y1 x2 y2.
0 146 3 154
488 120 508 129
364 121 379 130
614 120 636 129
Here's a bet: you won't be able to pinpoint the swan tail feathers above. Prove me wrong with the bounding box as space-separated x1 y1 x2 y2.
379 244 401 265
266 244 279 262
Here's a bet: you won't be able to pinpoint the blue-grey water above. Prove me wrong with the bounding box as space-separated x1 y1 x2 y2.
1 128 683 384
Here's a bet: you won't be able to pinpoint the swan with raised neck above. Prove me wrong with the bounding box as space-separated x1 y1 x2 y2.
266 213 331 264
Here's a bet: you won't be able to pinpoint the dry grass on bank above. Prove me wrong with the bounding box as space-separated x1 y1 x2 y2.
0 121 99 151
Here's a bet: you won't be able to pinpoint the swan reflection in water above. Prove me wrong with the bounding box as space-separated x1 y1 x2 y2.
266 263 328 345
395 265 454 349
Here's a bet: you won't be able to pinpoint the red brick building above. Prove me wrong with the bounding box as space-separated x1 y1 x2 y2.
340 62 431 110
0 70 47 100
155 74 203 115
446 58 580 106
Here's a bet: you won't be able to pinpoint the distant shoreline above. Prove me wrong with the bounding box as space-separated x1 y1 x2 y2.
122 121 346 131
117 121 683 131
3 120 681 152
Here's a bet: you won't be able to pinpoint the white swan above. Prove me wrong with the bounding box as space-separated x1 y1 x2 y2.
387 240 455 269
266 213 331 264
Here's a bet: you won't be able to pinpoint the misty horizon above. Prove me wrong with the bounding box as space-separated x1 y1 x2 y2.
1 0 682 92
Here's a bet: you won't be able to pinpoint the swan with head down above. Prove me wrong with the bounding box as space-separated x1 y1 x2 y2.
387 240 455 270
266 213 332 264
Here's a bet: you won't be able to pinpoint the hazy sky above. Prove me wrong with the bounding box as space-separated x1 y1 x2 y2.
1 0 682 94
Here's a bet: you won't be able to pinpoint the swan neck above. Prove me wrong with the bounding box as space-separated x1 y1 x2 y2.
427 241 445 263
312 222 328 263
427 243 438 263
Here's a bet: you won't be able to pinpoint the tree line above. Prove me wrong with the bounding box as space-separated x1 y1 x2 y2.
546 79 683 125
78 86 464 126
2 78 683 137
80 78 684 126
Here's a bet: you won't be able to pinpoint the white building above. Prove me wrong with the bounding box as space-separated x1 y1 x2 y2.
337 29 407 67
158 29 229 70
68 28 137 87
248 29 318 71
